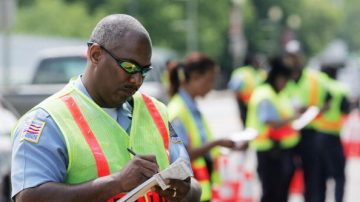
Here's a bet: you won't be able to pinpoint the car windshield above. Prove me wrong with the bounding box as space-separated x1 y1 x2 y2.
33 57 87 84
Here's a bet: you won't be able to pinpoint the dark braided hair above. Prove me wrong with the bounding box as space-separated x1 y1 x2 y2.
167 52 216 97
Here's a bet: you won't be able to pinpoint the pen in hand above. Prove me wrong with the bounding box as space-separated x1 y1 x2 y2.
127 148 137 156
128 148 160 173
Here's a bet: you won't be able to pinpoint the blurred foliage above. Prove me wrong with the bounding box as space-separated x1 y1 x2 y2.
14 0 106 39
341 0 360 52
13 0 357 70
244 0 342 57
297 0 342 56
14 0 229 61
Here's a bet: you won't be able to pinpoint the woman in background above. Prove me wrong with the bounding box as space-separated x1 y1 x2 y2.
167 52 236 202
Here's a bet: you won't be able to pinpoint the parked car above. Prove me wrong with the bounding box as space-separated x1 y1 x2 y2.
3 46 175 115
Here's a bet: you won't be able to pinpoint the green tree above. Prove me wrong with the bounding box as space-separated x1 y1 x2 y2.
14 0 346 68
297 0 343 56
14 0 106 39
243 0 342 57
341 0 360 52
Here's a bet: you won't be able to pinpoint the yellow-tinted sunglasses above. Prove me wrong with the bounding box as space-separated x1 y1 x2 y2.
87 41 152 77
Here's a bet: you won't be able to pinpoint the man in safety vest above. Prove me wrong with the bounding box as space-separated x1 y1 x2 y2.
247 56 300 202
314 61 351 202
11 14 201 202
228 53 267 126
283 40 333 202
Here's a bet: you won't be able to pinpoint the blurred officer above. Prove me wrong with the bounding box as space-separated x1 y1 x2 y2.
11 14 201 202
246 56 300 202
315 61 351 202
228 53 267 126
283 40 332 202
167 53 236 202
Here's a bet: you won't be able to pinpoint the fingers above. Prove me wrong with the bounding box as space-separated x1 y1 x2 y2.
218 138 236 148
133 155 159 177
116 155 159 192
155 179 191 202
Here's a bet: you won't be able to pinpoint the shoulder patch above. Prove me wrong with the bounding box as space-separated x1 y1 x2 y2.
171 136 183 144
20 119 46 144
169 123 183 144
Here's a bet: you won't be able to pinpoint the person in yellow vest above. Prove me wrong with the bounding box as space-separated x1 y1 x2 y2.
314 62 351 202
10 14 201 202
228 53 267 126
283 40 333 202
247 56 300 202
166 53 237 202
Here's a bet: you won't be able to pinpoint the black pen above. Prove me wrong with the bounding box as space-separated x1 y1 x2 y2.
127 148 137 156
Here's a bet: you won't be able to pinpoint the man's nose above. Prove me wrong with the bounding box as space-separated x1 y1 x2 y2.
128 72 143 85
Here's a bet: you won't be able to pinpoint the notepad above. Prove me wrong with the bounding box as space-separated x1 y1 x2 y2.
117 158 193 202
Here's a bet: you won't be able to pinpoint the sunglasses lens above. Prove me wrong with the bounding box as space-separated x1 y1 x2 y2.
120 61 139 73
141 67 152 77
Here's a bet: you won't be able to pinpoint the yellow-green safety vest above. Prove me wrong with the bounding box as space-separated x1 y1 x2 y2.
283 69 329 130
33 80 170 201
167 94 220 201
247 84 300 151
313 74 349 135
230 66 267 104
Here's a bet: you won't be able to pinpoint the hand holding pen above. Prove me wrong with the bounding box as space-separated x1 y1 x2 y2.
111 148 159 192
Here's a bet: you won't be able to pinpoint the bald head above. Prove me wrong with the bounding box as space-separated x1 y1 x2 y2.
90 14 152 49
84 14 153 108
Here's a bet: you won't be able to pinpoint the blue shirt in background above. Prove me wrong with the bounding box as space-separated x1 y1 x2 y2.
258 99 280 123
171 89 211 160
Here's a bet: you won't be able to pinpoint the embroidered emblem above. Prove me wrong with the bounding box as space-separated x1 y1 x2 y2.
21 119 46 143
171 136 183 144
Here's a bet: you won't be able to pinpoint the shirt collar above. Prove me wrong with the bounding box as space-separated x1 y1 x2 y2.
179 88 199 113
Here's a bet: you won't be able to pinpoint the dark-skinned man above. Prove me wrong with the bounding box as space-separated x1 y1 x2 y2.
11 14 200 202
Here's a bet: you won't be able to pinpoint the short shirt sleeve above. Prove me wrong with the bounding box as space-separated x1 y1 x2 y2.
168 123 192 175
11 109 68 198
227 73 245 92
170 118 189 146
257 99 280 123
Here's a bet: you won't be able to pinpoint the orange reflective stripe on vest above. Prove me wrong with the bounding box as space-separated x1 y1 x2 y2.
192 163 210 181
314 115 344 131
268 124 296 141
142 94 169 156
238 91 252 104
309 73 319 106
62 95 110 177
62 94 167 202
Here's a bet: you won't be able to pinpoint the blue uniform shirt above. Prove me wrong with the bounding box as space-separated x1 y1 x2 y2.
11 76 190 198
227 73 245 92
171 88 211 160
258 99 280 123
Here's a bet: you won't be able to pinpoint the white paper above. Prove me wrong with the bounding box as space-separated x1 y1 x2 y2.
229 128 258 142
117 158 192 202
292 106 320 130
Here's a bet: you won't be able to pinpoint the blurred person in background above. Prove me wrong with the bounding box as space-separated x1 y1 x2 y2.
167 52 237 202
228 53 267 127
314 60 351 202
10 14 200 202
283 40 333 202
246 56 300 202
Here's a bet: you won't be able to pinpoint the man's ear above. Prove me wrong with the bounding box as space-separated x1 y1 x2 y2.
88 44 102 65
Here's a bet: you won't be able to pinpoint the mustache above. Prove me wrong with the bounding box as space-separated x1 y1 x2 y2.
122 84 139 92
